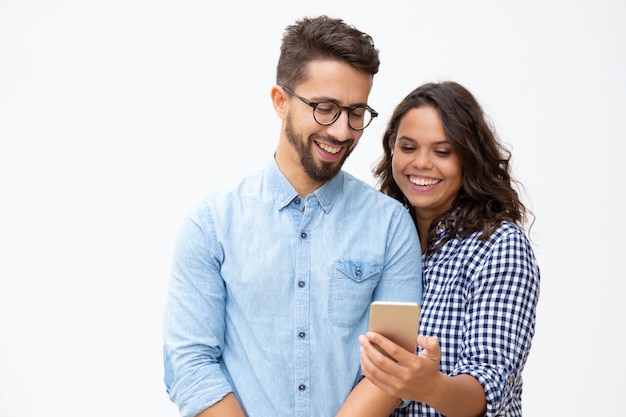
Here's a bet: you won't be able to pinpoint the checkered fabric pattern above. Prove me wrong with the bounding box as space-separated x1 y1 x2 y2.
393 221 540 417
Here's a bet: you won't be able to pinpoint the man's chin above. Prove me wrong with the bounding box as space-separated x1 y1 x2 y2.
307 161 343 183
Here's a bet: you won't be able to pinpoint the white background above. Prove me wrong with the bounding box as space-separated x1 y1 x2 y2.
1 1 624 416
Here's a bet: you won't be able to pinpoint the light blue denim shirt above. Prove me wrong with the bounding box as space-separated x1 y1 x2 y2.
163 158 422 417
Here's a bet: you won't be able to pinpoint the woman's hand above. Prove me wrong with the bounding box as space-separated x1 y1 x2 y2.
358 333 444 403
359 333 486 417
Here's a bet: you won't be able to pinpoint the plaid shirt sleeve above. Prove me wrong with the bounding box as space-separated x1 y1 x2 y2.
450 223 540 417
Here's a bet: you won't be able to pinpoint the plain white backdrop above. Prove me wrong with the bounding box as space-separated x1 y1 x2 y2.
1 1 624 416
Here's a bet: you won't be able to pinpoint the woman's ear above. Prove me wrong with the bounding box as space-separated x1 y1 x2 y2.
271 85 288 119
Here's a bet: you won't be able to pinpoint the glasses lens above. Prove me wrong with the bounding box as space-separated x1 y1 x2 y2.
313 102 340 125
312 102 375 130
348 107 373 130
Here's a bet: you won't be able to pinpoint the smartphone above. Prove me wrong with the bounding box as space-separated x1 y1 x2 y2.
368 301 421 358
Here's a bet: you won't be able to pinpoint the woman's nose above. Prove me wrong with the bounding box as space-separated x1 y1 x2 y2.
411 151 432 169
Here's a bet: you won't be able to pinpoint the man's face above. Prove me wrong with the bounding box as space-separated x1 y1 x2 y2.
280 60 374 184
283 111 354 183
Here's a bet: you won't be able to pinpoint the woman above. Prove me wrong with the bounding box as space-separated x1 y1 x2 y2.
359 81 540 417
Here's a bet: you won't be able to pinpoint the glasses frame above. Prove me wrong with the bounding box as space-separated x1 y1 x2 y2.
281 85 378 131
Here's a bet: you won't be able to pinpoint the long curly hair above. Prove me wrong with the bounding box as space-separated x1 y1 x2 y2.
373 81 532 253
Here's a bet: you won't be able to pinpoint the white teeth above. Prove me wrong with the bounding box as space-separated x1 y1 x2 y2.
409 177 440 186
318 142 341 154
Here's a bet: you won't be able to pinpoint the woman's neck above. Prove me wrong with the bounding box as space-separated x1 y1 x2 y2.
415 212 435 254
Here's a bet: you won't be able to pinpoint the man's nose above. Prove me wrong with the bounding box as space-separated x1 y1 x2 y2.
325 109 355 141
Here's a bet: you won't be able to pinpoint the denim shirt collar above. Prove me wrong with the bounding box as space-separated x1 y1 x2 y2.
266 157 342 213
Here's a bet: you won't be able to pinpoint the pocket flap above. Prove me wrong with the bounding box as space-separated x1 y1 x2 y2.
335 260 382 283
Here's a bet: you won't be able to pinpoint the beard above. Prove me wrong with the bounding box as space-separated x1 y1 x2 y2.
285 113 354 183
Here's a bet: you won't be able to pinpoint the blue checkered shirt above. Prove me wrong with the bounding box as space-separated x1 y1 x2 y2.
393 220 540 417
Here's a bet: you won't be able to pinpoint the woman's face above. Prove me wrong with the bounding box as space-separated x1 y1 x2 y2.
391 106 462 221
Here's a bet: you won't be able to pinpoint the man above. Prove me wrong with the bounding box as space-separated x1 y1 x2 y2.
163 15 422 417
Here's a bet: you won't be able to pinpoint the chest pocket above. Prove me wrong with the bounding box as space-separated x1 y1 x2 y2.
329 260 382 327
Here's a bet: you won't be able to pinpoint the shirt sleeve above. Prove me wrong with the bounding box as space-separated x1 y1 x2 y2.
162 204 234 417
450 226 540 416
373 204 423 304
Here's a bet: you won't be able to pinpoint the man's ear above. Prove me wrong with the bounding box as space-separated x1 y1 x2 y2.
271 85 288 119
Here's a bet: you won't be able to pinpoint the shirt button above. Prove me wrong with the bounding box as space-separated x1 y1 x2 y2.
300 232 307 239
298 281 306 288
294 198 301 205
355 268 362 277
299 331 306 338
298 384 306 391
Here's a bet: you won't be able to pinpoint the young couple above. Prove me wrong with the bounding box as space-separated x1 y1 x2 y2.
163 15 540 417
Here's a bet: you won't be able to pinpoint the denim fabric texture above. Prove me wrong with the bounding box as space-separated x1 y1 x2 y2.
163 158 423 417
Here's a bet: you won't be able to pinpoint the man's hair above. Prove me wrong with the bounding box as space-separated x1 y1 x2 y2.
276 15 380 88
374 81 533 253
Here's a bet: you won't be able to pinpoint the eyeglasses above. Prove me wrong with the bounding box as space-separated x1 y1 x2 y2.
281 85 378 131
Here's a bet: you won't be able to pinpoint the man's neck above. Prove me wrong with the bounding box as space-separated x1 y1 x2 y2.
274 151 324 197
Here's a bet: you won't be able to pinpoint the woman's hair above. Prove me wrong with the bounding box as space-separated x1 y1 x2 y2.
276 15 380 88
374 81 532 253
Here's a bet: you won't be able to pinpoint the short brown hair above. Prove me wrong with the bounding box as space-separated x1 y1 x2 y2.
276 15 380 89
